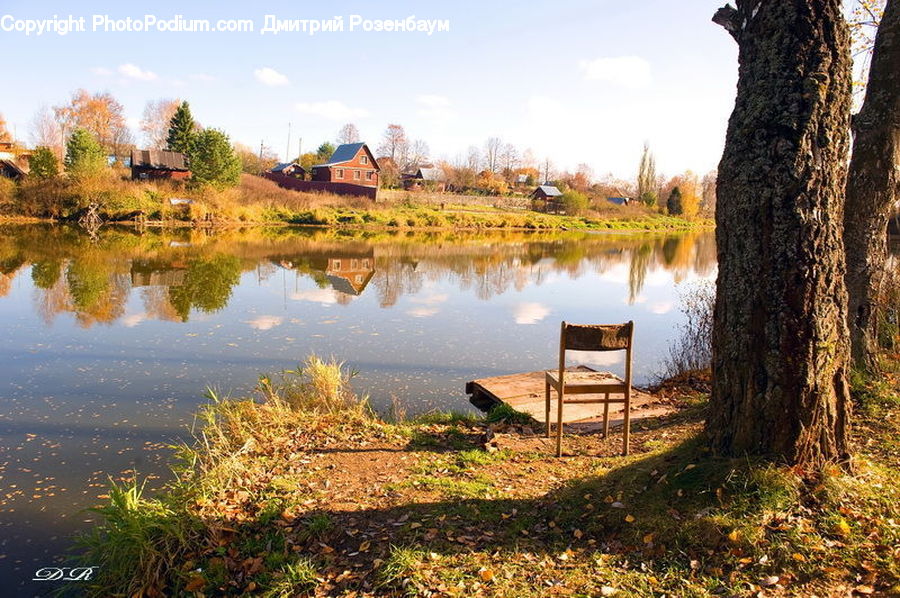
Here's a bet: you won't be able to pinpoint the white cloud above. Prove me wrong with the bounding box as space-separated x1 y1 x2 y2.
295 100 369 121
90 66 112 76
254 67 289 87
246 315 284 330
117 63 158 81
416 94 455 122
291 288 339 305
578 56 652 89
514 302 550 325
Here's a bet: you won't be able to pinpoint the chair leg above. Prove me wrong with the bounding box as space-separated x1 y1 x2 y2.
602 394 610 437
544 380 551 438
555 387 565 457
623 389 631 456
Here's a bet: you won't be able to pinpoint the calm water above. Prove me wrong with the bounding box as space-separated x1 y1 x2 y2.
0 224 717 593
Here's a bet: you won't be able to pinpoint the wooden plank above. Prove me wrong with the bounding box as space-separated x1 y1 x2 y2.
467 367 670 425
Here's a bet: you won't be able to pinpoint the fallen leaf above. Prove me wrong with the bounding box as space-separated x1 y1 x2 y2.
624 514 635 523
479 568 494 582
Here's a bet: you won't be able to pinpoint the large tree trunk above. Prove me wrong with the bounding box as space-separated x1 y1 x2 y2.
844 0 900 372
707 0 853 465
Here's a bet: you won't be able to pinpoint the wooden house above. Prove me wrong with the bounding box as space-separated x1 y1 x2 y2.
131 149 191 181
311 143 379 188
269 162 307 178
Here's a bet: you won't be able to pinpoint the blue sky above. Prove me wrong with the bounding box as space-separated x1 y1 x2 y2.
0 1 741 178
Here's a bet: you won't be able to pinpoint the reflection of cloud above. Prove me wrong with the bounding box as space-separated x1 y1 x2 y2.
572 351 622 367
514 302 550 325
291 289 339 305
121 313 147 327
410 292 448 306
408 307 439 318
648 301 673 315
246 315 284 330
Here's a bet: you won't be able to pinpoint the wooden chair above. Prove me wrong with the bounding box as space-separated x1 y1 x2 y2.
544 321 634 457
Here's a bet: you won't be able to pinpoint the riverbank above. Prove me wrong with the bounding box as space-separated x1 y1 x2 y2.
73 355 900 597
1 173 710 232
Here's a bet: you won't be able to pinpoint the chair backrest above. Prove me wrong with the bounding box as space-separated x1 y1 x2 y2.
558 321 634 383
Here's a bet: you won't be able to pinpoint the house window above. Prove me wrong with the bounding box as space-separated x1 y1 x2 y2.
354 170 361 180
332 259 341 270
336 169 343 179
366 171 373 180
360 155 368 165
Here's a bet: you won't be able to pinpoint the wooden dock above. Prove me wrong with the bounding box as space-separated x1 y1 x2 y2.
466 367 673 427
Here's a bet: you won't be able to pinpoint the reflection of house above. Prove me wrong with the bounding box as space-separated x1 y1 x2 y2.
325 254 375 296
131 149 191 181
269 162 307 178
311 143 379 188
130 259 188 287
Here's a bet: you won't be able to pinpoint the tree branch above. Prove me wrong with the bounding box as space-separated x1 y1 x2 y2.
713 4 743 41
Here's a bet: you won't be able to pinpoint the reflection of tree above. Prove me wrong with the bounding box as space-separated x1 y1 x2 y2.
65 258 131 327
168 254 242 321
31 260 63 290
628 243 653 304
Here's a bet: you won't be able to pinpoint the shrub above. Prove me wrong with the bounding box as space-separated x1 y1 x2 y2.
65 128 106 179
189 129 241 189
0 177 16 211
561 190 589 216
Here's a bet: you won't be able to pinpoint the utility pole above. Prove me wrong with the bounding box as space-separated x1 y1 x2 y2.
298 137 302 161
258 140 264 163
286 122 292 162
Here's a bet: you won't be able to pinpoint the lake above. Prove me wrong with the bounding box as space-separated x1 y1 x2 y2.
0 224 718 593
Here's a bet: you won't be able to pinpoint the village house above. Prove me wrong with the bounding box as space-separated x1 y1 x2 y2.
269 162 307 179
0 141 29 180
311 143 379 188
606 196 631 206
402 166 445 191
532 184 562 202
130 149 191 181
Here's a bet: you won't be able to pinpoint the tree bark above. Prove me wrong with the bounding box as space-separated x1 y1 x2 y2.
707 0 853 466
844 0 900 372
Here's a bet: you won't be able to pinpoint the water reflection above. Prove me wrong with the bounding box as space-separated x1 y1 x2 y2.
0 226 719 327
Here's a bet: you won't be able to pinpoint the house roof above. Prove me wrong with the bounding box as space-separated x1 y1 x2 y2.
516 174 528 183
131 149 189 171
535 185 562 197
271 162 305 173
417 167 441 181
0 159 27 177
314 143 378 169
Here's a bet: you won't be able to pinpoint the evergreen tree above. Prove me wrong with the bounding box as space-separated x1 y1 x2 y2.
64 128 105 178
166 101 197 154
316 142 336 163
28 146 59 179
666 186 683 215
189 129 241 189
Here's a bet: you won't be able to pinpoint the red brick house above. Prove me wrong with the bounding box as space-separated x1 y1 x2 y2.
311 143 379 188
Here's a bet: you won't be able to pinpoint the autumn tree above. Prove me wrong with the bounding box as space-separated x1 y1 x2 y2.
376 124 408 166
336 123 360 145
844 0 898 371
0 113 11 143
708 0 853 465
53 90 133 157
140 99 181 150
234 142 278 174
166 101 198 154
678 170 701 219
701 170 718 216
637 142 658 206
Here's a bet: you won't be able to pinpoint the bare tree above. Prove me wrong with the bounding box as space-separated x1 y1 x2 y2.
336 123 360 145
140 99 181 150
483 137 502 172
407 139 430 170
376 124 408 165
500 143 519 175
29 106 64 160
466 145 481 172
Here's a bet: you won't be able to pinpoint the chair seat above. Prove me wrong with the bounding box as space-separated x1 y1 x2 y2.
545 370 629 396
